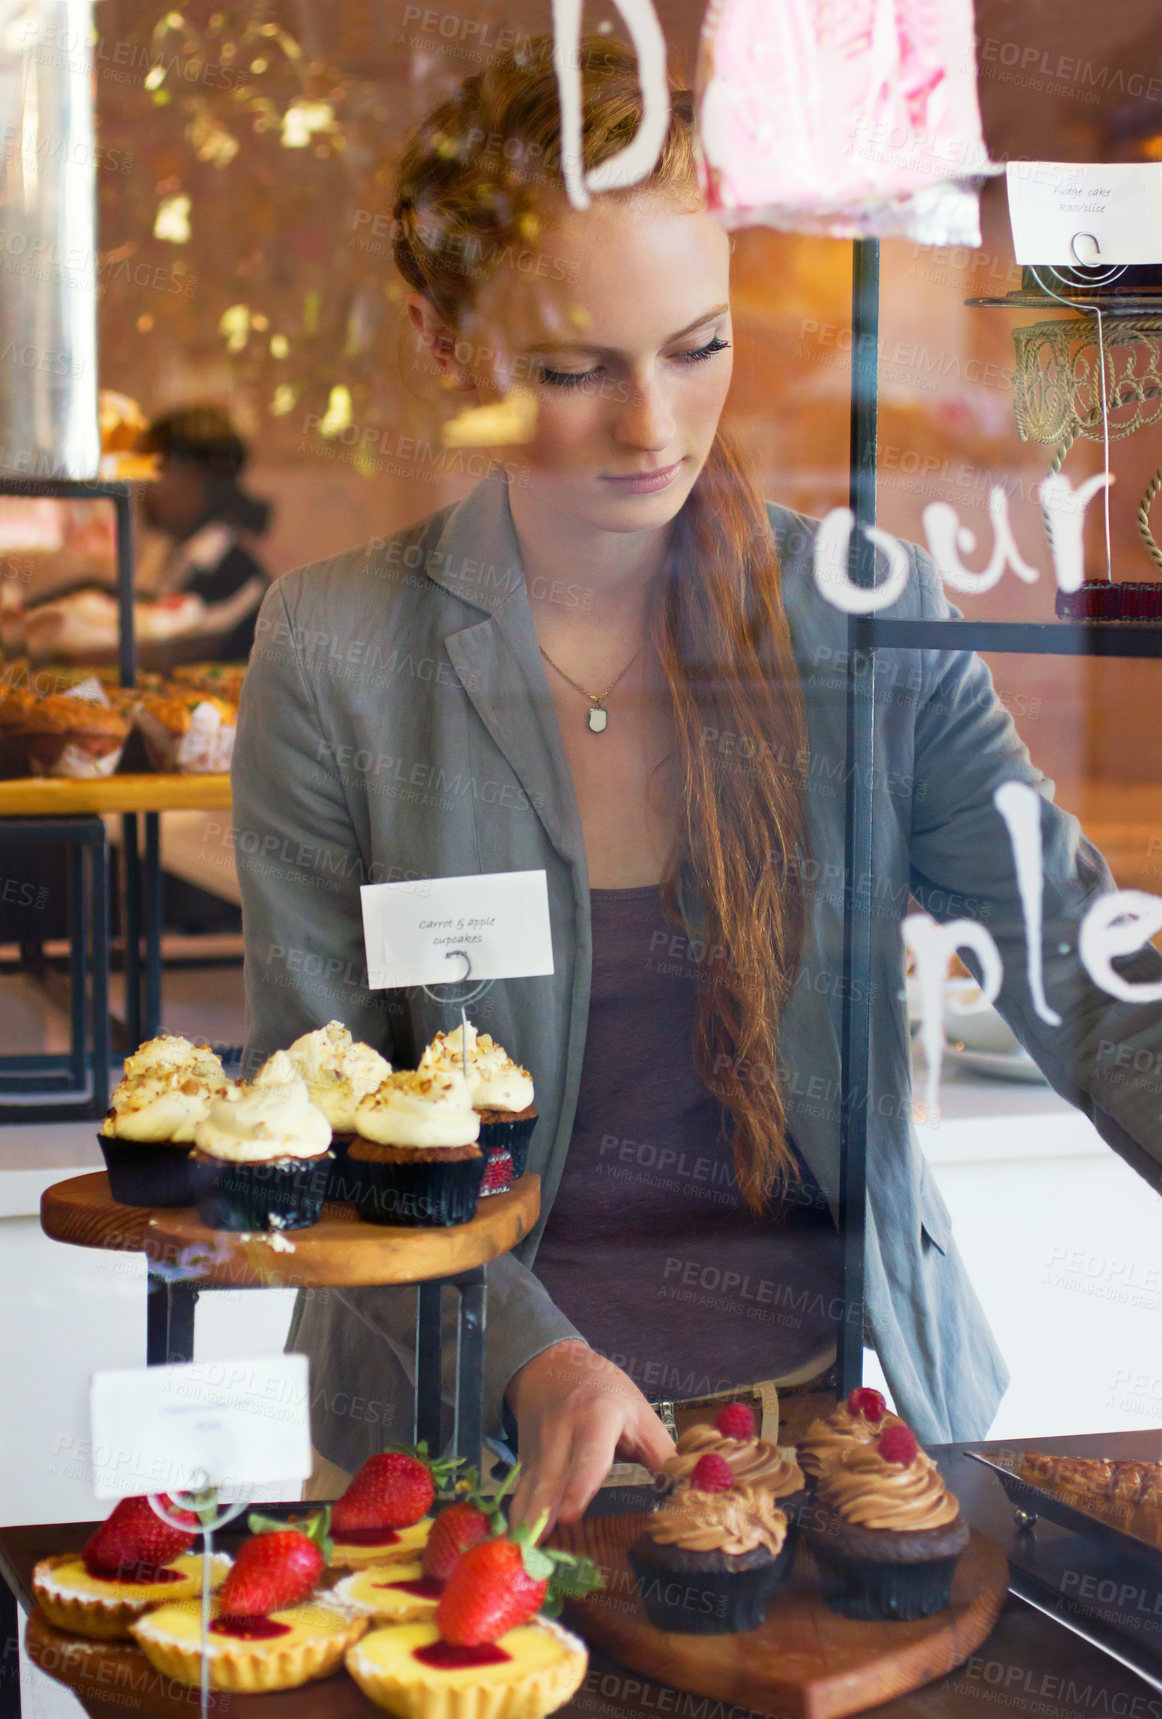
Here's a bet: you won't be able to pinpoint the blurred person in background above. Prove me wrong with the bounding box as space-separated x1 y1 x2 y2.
136 404 273 659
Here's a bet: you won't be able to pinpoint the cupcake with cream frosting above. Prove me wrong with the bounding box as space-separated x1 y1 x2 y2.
419 1019 536 1180
282 1021 392 1200
191 1068 332 1231
629 1458 791 1634
804 1423 970 1620
100 1035 229 1207
348 1067 484 1227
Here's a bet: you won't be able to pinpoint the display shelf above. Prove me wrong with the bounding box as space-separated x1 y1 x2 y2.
0 773 230 817
40 1169 541 1288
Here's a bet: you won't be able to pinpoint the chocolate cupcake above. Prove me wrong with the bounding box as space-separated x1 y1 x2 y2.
796 1387 906 1484
280 1024 391 1201
100 1035 229 1206
804 1424 970 1621
629 1465 791 1635
191 1067 332 1231
348 1068 484 1227
659 1401 809 1538
419 1021 536 1176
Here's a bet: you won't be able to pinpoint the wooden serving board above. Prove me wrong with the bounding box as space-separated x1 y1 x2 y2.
550 1511 1008 1719
40 1171 541 1288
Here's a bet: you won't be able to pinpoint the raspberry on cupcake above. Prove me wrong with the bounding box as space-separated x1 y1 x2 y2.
657 1401 808 1530
796 1386 906 1482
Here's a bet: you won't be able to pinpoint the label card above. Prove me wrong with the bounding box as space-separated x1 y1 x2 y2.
1006 162 1162 266
361 869 554 990
89 1356 311 1500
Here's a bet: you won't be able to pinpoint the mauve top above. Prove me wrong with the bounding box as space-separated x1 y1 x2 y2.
534 886 843 1402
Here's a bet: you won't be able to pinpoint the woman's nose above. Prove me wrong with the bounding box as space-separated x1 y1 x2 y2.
613 373 676 452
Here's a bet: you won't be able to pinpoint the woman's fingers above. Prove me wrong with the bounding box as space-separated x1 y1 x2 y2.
620 1408 677 1476
509 1431 576 1532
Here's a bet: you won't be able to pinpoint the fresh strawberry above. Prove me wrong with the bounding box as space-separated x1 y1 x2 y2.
847 1387 887 1424
436 1514 601 1647
332 1444 462 1535
82 1495 197 1579
422 1466 516 1581
217 1512 330 1617
714 1401 756 1441
878 1425 919 1467
480 1148 514 1197
690 1453 736 1493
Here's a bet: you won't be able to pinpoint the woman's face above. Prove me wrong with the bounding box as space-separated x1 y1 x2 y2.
465 191 733 538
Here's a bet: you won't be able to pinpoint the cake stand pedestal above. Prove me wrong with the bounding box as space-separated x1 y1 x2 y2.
39 1170 541 1465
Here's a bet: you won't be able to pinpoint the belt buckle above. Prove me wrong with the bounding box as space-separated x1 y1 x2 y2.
651 1398 678 1441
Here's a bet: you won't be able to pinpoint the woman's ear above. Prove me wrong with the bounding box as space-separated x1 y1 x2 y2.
406 293 474 391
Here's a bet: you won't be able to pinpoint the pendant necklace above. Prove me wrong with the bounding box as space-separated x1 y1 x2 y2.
538 637 645 733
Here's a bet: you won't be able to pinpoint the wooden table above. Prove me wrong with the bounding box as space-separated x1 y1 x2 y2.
3 1431 1160 1719
0 774 231 817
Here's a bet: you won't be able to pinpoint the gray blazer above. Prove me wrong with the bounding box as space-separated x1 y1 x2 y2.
232 476 1162 1465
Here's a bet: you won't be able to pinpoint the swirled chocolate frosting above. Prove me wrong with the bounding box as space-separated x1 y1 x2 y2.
661 1426 804 1498
797 1404 905 1477
822 1444 961 1532
646 1483 788 1557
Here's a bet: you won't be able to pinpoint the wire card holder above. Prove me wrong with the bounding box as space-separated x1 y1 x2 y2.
147 1479 252 1719
419 947 496 1085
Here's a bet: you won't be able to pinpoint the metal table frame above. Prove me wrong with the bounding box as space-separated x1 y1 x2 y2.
146 1267 488 1467
0 477 170 1114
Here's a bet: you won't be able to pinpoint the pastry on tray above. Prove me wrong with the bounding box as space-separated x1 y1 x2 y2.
630 1457 791 1634
131 1512 365 1692
796 1386 906 1481
419 1020 537 1180
348 1067 485 1227
329 1446 462 1570
32 1494 229 1639
803 1424 970 1620
1013 1451 1162 1507
99 1033 229 1206
169 660 249 701
0 683 132 778
190 1057 332 1231
345 1516 595 1719
134 689 236 772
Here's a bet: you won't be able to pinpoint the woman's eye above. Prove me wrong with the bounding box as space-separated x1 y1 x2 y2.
678 335 732 365
535 364 599 389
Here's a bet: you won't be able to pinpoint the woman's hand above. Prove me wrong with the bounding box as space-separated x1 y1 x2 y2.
505 1339 676 1531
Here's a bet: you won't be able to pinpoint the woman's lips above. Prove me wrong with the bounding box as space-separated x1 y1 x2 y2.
599 460 683 495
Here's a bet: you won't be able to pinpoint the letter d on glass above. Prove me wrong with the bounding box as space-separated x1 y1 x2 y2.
552 0 669 210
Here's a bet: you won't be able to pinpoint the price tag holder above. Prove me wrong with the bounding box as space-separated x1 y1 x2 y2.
89 1356 311 1500
1006 161 1162 265
361 869 554 990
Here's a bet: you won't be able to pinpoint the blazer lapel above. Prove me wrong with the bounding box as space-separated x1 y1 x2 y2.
428 480 587 871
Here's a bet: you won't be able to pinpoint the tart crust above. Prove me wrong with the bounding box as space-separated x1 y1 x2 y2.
32 1552 230 1640
345 1617 588 1719
130 1597 367 1692
329 1516 433 1569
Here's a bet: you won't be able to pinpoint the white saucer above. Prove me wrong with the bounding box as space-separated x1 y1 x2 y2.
942 1042 1049 1084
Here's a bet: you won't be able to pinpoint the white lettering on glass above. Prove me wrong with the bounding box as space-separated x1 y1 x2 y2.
552 0 669 211
812 507 912 614
1039 470 1116 593
904 913 1004 1125
922 487 1039 595
993 780 1061 1026
1079 891 1162 1004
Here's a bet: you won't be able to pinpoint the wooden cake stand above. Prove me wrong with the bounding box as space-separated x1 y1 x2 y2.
40 1170 541 1462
